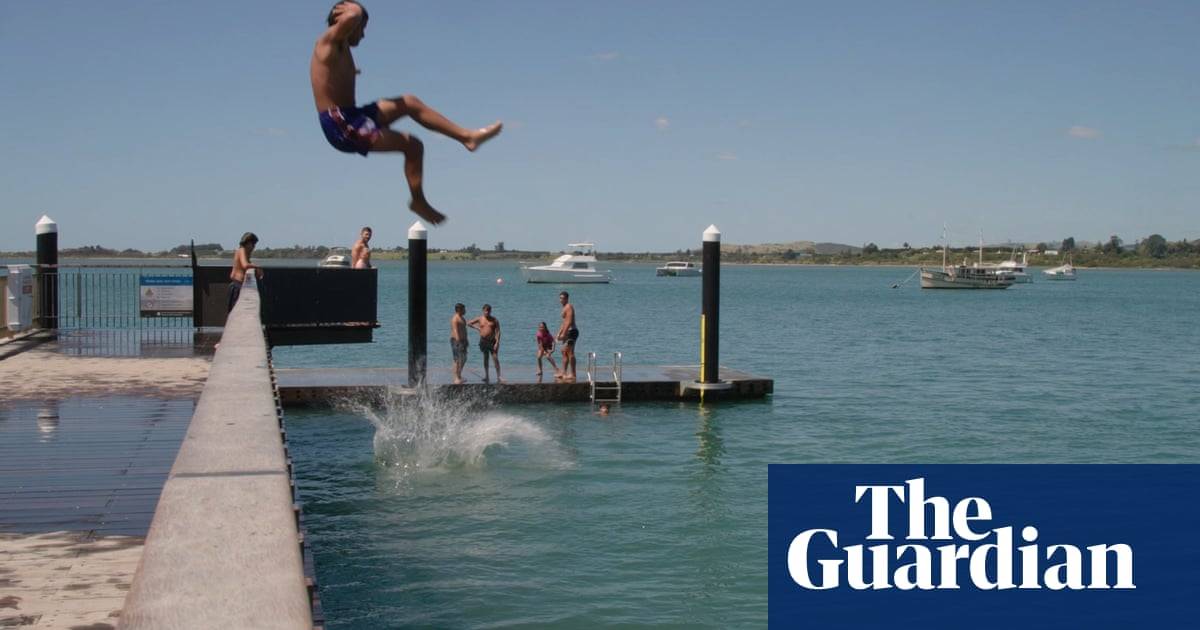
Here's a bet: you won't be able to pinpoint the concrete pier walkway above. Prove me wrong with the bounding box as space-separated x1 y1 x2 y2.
121 275 313 630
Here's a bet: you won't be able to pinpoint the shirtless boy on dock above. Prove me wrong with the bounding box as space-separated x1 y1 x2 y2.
450 303 468 384
351 226 372 269
310 1 502 225
468 304 502 383
555 291 579 382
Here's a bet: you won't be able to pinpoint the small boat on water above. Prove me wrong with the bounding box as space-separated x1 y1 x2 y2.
920 231 1014 289
1043 260 1077 280
921 265 1015 289
520 243 612 284
655 261 701 277
990 249 1033 283
319 254 351 268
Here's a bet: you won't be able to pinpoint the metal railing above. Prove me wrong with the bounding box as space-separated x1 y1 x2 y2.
28 264 197 354
587 351 624 405
34 264 194 331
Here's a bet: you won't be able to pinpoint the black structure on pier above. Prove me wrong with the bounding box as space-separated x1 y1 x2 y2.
191 244 378 346
701 225 720 384
407 223 428 386
36 216 58 330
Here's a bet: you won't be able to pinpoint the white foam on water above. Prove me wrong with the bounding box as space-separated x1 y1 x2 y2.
345 387 571 477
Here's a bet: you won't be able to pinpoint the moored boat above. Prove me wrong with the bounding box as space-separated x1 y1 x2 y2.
520 243 612 284
1043 261 1077 280
992 249 1033 283
920 265 1015 289
920 230 1013 289
655 261 701 277
319 254 351 268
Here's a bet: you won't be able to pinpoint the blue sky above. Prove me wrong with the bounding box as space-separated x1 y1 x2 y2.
1 1 1196 252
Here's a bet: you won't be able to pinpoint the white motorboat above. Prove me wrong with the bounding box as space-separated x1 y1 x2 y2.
1043 261 1077 280
520 243 612 284
655 261 701 277
319 254 351 268
920 230 1013 289
992 250 1033 283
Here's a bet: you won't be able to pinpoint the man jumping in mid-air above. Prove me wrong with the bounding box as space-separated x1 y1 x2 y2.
311 1 502 225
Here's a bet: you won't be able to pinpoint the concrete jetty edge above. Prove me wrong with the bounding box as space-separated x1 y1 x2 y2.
121 275 313 629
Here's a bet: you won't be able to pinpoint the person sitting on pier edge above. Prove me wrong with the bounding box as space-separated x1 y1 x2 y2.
228 232 263 312
351 226 372 269
450 303 468 384
468 304 502 383
311 1 503 225
535 321 560 377
555 291 579 381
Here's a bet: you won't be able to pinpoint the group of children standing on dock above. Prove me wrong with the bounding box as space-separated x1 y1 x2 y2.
449 291 579 385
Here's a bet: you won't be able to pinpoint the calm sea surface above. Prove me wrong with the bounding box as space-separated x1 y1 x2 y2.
275 262 1200 628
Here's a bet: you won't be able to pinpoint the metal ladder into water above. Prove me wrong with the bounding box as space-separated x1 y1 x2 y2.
587 351 623 405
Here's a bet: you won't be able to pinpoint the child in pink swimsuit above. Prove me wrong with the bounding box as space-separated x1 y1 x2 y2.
535 322 560 377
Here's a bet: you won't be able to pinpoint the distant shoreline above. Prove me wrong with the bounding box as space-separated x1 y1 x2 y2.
2 255 1197 272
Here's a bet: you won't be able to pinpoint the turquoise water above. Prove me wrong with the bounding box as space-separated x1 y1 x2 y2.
278 263 1200 628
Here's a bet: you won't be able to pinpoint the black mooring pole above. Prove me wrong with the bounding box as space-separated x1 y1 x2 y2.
701 224 720 384
407 222 428 386
35 215 58 330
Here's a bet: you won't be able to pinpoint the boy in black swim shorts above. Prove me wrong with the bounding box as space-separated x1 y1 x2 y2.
468 304 502 383
555 291 579 381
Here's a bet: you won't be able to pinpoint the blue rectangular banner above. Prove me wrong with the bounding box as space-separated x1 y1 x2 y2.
139 275 192 317
769 465 1200 629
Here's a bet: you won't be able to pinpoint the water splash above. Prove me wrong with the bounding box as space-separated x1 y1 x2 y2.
340 387 569 476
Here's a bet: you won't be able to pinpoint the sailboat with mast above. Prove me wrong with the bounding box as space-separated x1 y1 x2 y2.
920 228 1014 289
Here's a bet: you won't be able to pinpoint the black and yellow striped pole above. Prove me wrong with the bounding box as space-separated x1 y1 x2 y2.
701 224 720 385
689 225 734 402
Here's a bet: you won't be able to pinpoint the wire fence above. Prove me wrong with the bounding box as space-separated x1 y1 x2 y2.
31 264 198 354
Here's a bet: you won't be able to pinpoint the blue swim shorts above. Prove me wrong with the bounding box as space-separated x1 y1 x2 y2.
319 103 382 156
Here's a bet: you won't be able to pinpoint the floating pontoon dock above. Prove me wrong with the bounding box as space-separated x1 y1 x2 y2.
276 364 772 406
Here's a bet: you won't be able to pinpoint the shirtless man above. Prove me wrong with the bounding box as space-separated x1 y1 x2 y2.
468 304 502 383
310 1 502 225
450 303 468 384
555 291 579 381
351 226 372 269
228 232 264 312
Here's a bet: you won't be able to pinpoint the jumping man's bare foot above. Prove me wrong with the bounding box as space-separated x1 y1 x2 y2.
464 121 503 152
453 378 464 384
409 198 446 225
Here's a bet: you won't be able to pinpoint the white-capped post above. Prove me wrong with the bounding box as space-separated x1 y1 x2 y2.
701 224 720 384
35 215 58 329
407 222 428 386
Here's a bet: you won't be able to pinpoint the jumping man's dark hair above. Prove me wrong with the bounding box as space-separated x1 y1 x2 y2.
327 1 368 26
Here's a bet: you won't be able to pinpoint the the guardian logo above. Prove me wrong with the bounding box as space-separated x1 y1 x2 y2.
788 478 1135 591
